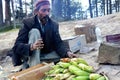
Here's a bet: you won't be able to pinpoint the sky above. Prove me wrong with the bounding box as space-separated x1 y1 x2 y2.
79 0 89 9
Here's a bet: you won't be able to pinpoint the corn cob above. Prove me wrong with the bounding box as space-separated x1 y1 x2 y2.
52 64 61 69
69 65 90 76
66 75 76 80
70 61 78 66
97 76 106 80
53 68 64 74
60 72 71 80
70 58 88 65
63 69 69 73
45 69 54 75
78 63 94 72
89 73 102 80
75 76 89 80
54 74 62 80
57 62 71 68
44 76 53 80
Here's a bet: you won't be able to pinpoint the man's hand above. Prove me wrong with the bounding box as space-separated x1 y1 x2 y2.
67 51 79 58
30 39 44 51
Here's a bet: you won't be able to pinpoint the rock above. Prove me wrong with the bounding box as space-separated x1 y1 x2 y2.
0 66 3 75
2 56 12 63
97 43 120 64
0 48 11 61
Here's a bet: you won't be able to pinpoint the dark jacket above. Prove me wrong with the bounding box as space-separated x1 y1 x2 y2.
12 15 69 66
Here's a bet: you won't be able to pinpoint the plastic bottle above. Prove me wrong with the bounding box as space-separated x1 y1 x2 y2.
95 27 102 43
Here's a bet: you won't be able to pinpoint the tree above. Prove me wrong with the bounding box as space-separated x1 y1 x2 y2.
109 0 112 14
69 1 82 20
0 0 3 26
24 0 30 16
19 0 23 13
95 0 98 17
5 0 11 25
52 0 63 21
106 0 109 14
18 0 23 19
101 0 105 15
115 0 120 12
63 0 71 20
89 0 93 18
31 0 33 13
11 0 16 28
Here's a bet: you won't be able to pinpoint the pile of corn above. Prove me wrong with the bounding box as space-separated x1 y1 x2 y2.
43 58 108 80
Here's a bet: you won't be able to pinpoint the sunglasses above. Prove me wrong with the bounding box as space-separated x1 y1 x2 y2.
40 8 50 12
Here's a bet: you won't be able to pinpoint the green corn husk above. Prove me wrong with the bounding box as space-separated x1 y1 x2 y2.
89 73 102 80
97 76 106 80
77 58 88 65
57 62 71 68
71 58 88 65
63 69 69 73
53 68 64 74
69 65 90 76
69 65 81 72
70 61 78 66
66 75 76 80
60 72 71 79
44 76 53 80
74 71 90 76
75 76 89 80
72 78 77 80
45 69 55 75
78 63 94 72
52 64 61 69
53 73 71 80
54 74 63 80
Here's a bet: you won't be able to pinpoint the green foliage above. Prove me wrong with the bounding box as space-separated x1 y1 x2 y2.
0 25 20 33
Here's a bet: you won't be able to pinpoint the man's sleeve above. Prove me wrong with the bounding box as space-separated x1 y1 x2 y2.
13 23 31 58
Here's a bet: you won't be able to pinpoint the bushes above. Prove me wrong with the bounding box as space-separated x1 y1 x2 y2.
0 25 20 33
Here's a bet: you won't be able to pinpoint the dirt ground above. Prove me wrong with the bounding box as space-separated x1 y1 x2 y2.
0 13 120 80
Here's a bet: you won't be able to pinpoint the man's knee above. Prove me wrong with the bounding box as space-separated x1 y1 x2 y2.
29 28 39 34
29 28 41 39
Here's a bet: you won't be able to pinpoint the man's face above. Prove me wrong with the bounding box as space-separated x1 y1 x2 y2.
37 5 50 19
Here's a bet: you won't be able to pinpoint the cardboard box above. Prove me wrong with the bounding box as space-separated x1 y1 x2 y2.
74 24 97 43
8 63 54 80
63 35 87 53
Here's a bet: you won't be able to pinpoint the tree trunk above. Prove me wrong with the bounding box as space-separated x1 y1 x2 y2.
31 0 33 13
109 0 112 14
103 0 105 15
5 0 11 25
65 0 71 20
118 0 120 12
25 0 27 15
19 0 23 12
0 0 3 26
11 0 16 28
115 0 119 12
89 0 93 18
106 0 109 14
95 0 98 17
